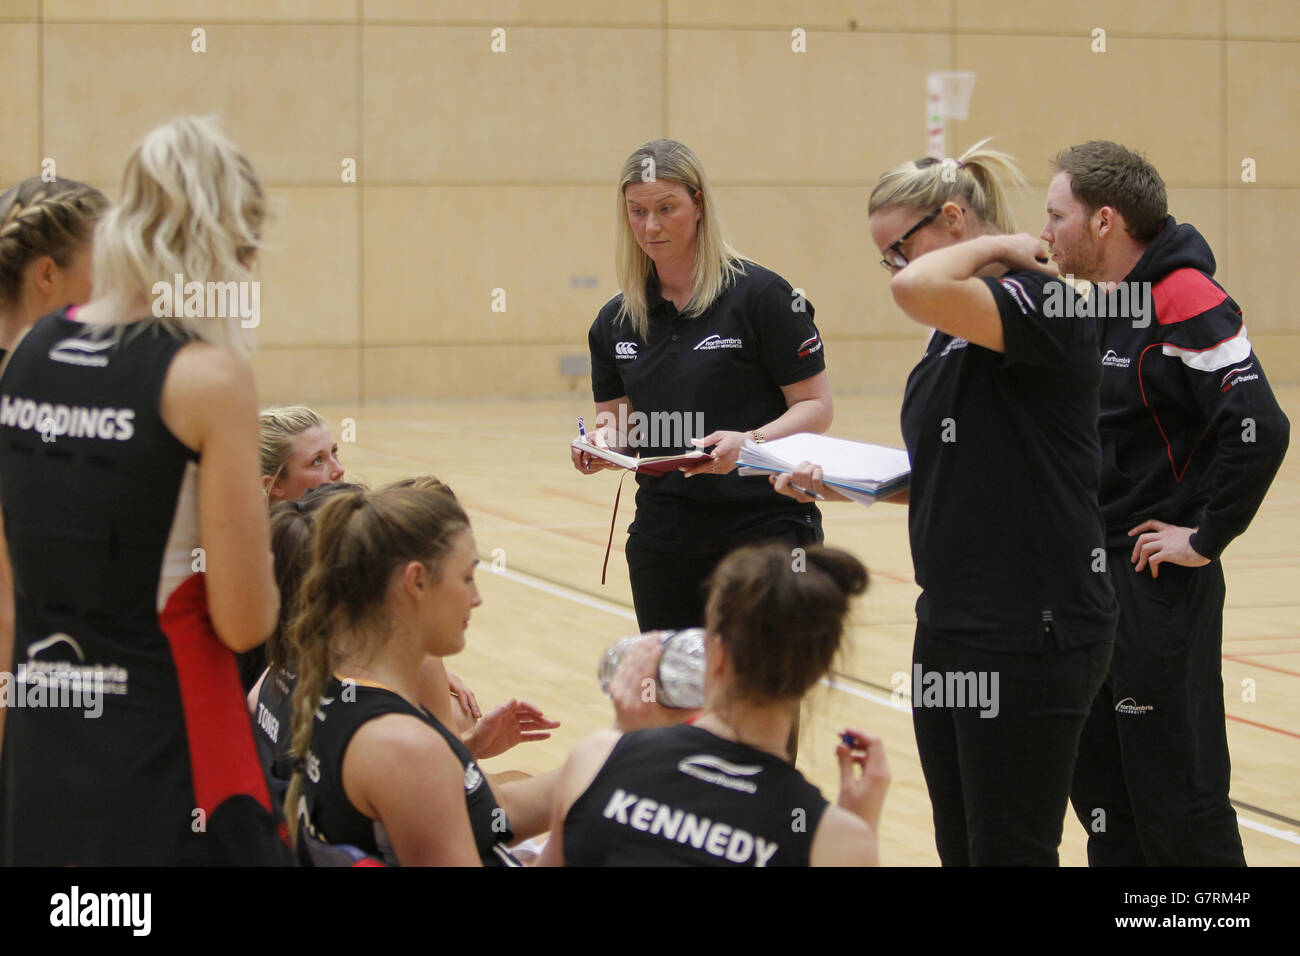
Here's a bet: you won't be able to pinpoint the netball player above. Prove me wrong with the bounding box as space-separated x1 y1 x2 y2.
250 479 556 815
242 411 348 691
0 177 107 358
540 541 888 866
259 405 345 504
0 117 285 865
281 483 555 866
0 175 107 862
254 411 493 718
1042 141 1289 865
572 139 833 635
775 142 1118 866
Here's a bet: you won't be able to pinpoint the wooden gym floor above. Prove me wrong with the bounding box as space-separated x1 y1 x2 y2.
309 386 1300 866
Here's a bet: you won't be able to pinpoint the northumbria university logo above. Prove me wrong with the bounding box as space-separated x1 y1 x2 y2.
998 277 1035 315
615 341 638 360
1102 350 1131 368
1115 697 1154 715
50 336 113 368
693 334 743 351
1220 363 1259 391
676 754 763 794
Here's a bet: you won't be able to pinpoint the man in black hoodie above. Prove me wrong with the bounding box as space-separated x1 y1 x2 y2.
1041 141 1289 866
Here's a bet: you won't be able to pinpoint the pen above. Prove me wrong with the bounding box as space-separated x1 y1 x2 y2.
792 484 825 501
578 418 591 469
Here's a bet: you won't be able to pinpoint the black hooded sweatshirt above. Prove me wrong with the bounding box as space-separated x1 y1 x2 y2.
1097 215 1289 559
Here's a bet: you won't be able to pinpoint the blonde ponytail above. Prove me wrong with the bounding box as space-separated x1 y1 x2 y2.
869 138 1027 234
91 115 268 351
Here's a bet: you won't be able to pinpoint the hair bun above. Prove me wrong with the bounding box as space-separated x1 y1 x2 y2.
806 547 869 598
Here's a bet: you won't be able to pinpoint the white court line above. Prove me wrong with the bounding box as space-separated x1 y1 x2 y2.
487 566 637 621
491 561 1299 850
476 521 615 531
820 676 911 713
1237 817 1300 845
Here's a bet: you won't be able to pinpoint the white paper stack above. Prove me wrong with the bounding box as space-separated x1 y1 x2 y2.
737 433 911 506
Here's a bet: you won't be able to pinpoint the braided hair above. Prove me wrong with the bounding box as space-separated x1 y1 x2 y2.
0 177 107 307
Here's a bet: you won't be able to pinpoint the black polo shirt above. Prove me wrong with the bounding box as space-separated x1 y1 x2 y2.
588 262 824 553
899 270 1117 652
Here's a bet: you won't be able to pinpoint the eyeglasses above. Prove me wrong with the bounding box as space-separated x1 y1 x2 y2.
879 208 943 272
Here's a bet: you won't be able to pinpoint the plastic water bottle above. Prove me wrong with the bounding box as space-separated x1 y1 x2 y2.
597 628 706 709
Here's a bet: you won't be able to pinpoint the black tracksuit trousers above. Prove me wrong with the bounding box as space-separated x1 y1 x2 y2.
1069 553 1245 866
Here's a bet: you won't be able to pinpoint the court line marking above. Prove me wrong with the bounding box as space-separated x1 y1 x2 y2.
487 561 1298 850
1231 798 1300 829
820 676 910 713
1238 817 1300 845
487 566 637 620
1223 654 1300 678
1226 713 1300 740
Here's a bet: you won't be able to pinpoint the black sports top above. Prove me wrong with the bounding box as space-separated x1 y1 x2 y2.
588 263 825 553
253 666 297 816
899 271 1117 652
0 309 285 865
563 723 829 866
299 677 519 866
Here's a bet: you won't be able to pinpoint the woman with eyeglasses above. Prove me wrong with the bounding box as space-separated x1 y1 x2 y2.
773 139 1117 866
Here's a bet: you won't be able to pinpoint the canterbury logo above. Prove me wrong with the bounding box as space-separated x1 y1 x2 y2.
49 336 113 368
797 335 822 357
615 341 638 359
